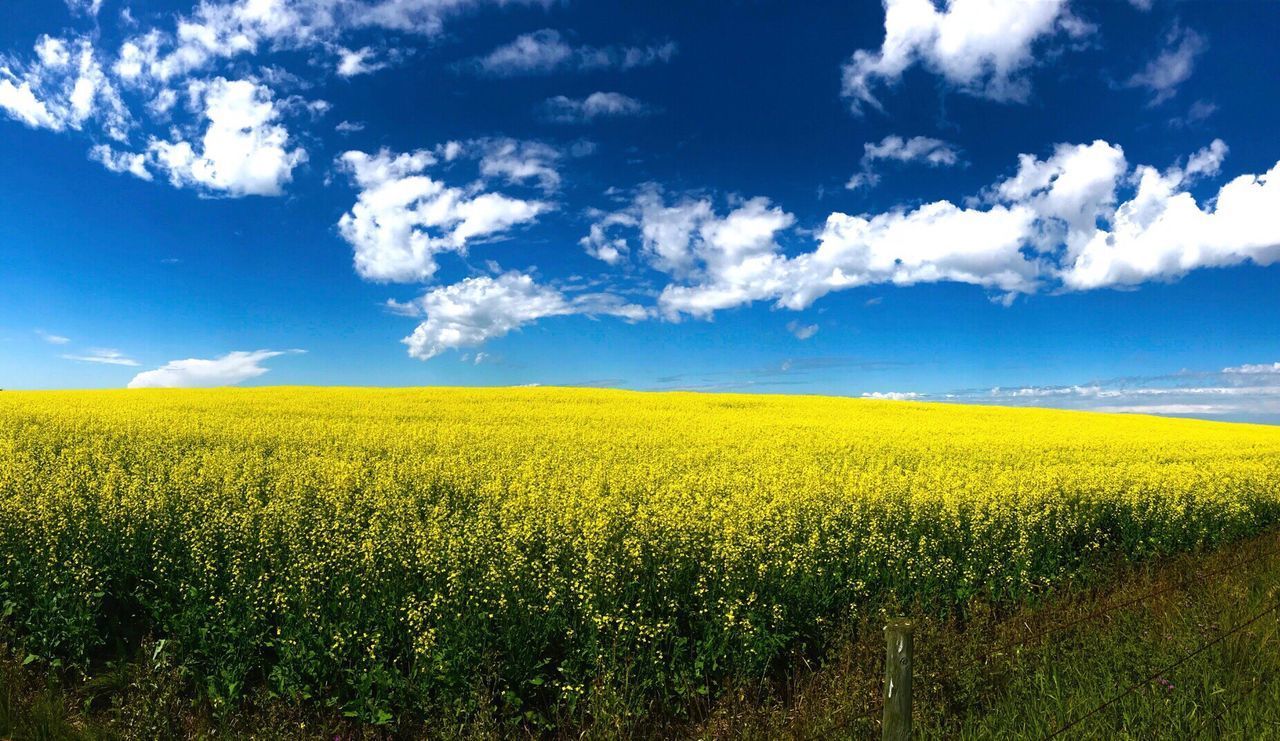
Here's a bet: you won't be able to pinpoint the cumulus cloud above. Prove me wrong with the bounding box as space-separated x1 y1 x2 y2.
542 92 651 123
0 0 553 191
127 349 299 388
584 138 1280 321
846 134 961 189
1125 25 1205 106
777 201 1040 309
1056 141 1280 289
337 147 549 282
988 139 1129 258
401 271 645 359
862 391 921 400
585 185 1038 318
467 29 676 76
148 77 306 196
62 348 140 366
842 0 1092 114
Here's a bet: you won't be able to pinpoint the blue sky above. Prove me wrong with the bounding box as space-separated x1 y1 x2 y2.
2 0 1280 421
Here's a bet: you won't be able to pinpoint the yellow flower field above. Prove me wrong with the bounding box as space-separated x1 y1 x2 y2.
1 387 1278 722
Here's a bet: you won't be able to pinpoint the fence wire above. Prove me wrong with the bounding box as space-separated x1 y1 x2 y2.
1043 599 1280 739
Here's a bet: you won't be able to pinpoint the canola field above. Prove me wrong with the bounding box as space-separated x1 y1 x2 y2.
1 387 1279 723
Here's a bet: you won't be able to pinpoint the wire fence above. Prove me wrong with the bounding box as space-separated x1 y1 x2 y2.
1189 675 1268 739
962 536 1280 676
851 529 1280 738
1043 599 1280 738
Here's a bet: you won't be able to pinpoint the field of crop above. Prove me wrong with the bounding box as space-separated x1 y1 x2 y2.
1 387 1279 728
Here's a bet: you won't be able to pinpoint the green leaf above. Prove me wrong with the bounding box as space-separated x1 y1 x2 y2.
22 654 38 666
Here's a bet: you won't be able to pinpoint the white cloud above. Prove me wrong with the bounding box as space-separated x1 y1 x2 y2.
584 139 1278 322
148 77 306 196
786 320 818 340
862 391 921 400
335 46 388 77
1059 143 1280 290
1168 99 1216 129
0 35 130 140
867 361 1280 421
585 186 1039 318
113 6 298 85
401 271 644 359
62 348 139 366
543 92 651 123
777 201 1040 310
89 144 153 180
846 134 961 189
989 139 1128 257
842 0 1091 114
1182 138 1227 179
111 0 534 87
865 134 960 166
469 137 563 192
578 210 637 265
127 349 298 388
353 0 544 35
0 77 57 129
471 29 570 75
35 329 70 345
65 0 104 16
337 147 548 282
469 29 676 76
1126 25 1205 106
654 197 798 318
335 119 364 133
1224 362 1280 375
963 367 1280 421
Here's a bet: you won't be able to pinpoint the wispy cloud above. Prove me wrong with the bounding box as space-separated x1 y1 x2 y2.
35 329 70 345
900 362 1280 423
846 135 962 190
465 30 676 77
542 92 652 123
1125 24 1206 106
650 357 909 391
786 320 819 340
62 348 139 366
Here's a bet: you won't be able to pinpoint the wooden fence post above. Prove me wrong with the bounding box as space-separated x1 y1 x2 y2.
883 618 914 741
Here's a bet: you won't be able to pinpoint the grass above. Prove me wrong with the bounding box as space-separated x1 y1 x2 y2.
0 527 1276 739
695 525 1280 739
